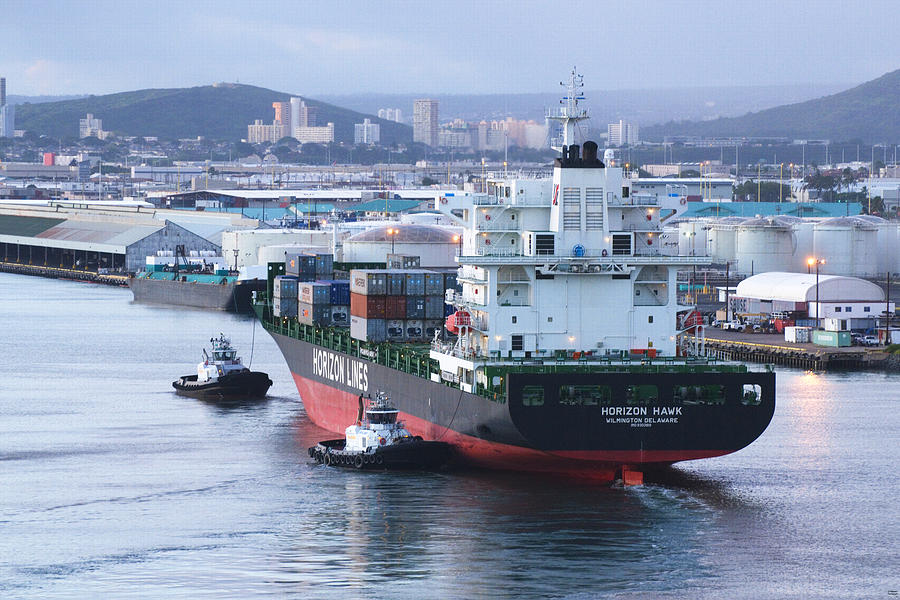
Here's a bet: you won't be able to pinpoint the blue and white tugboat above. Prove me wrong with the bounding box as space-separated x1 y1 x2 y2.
172 333 272 399
309 392 452 469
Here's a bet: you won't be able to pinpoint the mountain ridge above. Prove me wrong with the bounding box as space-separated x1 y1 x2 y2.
13 83 412 144
643 69 900 144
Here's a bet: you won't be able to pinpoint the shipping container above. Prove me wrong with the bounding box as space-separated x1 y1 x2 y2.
387 272 406 295
403 271 426 295
317 280 351 305
350 270 387 295
811 329 851 347
273 296 298 318
406 296 426 319
387 254 420 270
350 316 386 343
784 326 811 343
350 293 386 319
425 295 445 319
299 282 331 305
329 305 350 326
424 272 444 295
298 302 332 326
405 319 424 340
444 302 455 317
274 275 299 299
385 295 407 319
424 319 444 339
285 253 317 278
386 319 405 341
443 273 459 293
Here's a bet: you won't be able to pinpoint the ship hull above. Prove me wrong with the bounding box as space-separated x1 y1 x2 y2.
129 276 262 313
270 331 776 478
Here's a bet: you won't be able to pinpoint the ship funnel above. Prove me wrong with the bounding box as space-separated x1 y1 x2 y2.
569 144 580 160
583 141 604 167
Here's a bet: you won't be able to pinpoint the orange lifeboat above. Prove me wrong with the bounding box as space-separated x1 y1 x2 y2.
445 310 471 335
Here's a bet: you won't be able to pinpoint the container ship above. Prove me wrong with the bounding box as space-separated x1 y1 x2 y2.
129 246 264 312
255 74 775 481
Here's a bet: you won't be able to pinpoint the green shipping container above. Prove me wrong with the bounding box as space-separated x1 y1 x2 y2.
811 329 851 347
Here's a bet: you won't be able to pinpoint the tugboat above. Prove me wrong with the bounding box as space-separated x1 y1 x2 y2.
172 333 272 399
308 392 452 469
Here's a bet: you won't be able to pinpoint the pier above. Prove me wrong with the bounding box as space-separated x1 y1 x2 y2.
687 330 873 370
0 261 128 286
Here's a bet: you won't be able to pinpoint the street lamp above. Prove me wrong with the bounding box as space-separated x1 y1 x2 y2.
386 227 397 255
807 257 825 327
452 234 462 257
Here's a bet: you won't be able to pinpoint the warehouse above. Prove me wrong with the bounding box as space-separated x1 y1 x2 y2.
731 271 893 329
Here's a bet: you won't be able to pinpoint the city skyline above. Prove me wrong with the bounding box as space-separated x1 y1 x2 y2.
2 0 898 97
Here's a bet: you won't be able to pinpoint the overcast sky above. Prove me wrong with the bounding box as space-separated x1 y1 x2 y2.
3 0 898 96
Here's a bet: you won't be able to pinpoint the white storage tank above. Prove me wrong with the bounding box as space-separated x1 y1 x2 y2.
706 217 746 263
342 224 460 267
874 220 900 275
813 217 880 277
677 220 708 256
792 220 817 271
735 217 797 275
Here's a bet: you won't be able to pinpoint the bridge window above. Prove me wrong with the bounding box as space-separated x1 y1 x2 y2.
673 384 726 405
522 385 544 406
559 385 612 406
625 384 657 405
741 384 762 406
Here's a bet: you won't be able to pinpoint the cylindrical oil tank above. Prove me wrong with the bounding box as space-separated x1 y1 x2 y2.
677 220 708 256
812 217 880 277
735 217 796 275
792 220 816 271
706 217 746 263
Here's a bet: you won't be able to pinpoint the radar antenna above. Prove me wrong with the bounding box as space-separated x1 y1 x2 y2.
546 67 589 151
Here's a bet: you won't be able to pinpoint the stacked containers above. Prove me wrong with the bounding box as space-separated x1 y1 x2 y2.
350 269 388 342
387 254 420 270
318 280 350 326
298 282 331 326
273 275 298 318
285 251 334 282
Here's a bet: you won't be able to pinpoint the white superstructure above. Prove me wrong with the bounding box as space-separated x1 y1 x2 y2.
430 73 706 392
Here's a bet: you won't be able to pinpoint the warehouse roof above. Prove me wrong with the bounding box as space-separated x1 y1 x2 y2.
735 272 884 302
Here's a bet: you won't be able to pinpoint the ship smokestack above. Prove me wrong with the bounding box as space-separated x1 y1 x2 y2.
583 140 603 167
569 144 580 160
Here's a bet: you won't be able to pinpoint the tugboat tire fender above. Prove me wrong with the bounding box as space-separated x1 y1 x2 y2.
324 453 333 466
375 455 384 466
354 455 364 469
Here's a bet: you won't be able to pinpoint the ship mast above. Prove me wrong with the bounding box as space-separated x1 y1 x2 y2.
546 67 589 151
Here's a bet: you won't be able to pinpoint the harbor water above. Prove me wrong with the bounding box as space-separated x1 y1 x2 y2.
1 272 897 599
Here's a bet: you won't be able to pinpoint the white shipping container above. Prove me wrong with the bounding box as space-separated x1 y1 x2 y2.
785 326 811 343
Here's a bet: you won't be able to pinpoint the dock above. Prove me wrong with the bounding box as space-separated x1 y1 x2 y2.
687 330 874 371
0 261 129 286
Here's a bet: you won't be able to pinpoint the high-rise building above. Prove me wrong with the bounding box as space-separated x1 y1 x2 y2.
79 113 104 138
413 99 438 146
247 119 283 144
293 123 334 144
354 118 380 144
0 77 14 138
607 120 639 146
272 101 291 139
289 97 318 138
378 108 403 123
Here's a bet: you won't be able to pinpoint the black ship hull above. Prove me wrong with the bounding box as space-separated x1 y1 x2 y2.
269 330 776 478
172 370 272 399
129 277 263 313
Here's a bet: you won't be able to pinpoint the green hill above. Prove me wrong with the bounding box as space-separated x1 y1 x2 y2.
14 83 411 144
644 69 900 144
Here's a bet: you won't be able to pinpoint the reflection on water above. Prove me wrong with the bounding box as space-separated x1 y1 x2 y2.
1 273 898 599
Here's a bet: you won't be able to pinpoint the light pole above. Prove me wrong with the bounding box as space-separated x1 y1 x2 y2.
386 227 397 255
453 234 462 257
807 257 825 327
233 248 239 272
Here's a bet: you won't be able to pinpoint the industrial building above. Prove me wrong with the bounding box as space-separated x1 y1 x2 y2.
0 204 257 273
731 271 893 330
